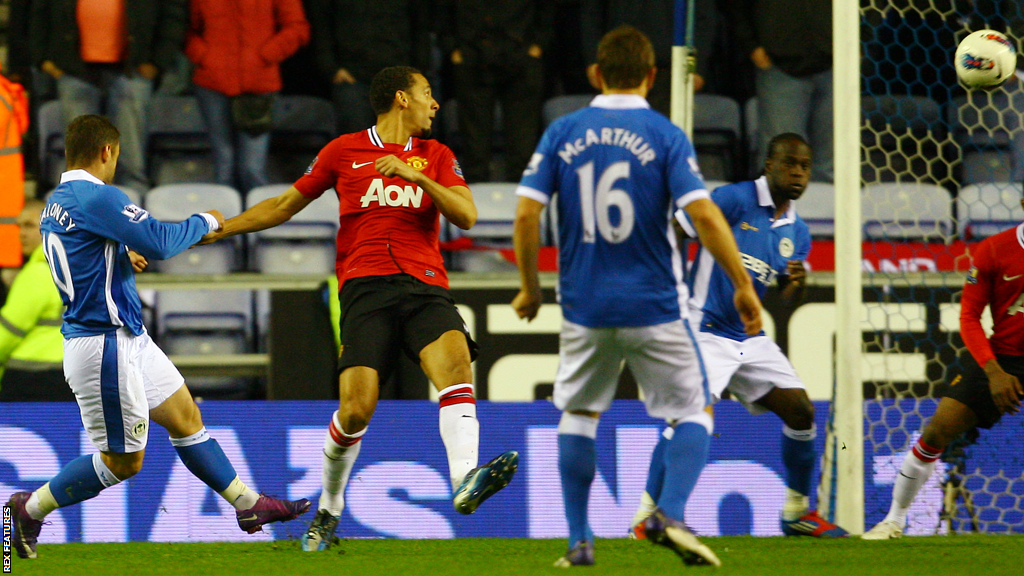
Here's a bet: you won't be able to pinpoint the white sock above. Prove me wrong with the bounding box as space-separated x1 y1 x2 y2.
221 477 260 511
438 383 479 490
25 483 59 520
782 488 810 521
319 411 365 516
886 439 940 526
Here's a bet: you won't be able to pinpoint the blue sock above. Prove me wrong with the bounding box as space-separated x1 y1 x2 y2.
49 454 112 507
657 421 710 521
558 433 596 546
171 429 237 492
781 426 816 496
644 432 670 502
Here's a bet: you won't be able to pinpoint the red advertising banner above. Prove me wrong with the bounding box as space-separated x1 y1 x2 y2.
480 241 975 273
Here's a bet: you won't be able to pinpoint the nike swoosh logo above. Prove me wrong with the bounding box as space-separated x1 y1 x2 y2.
352 161 373 169
239 514 258 522
1004 274 1022 281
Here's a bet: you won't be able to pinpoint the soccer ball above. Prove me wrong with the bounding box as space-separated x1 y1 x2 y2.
954 30 1018 90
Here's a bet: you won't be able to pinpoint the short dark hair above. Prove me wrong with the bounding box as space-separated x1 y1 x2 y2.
766 132 811 159
596 25 655 90
65 115 120 167
369 66 422 116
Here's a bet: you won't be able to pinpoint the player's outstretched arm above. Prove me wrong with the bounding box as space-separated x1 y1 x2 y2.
683 198 762 335
375 155 477 229
200 187 313 245
511 196 545 321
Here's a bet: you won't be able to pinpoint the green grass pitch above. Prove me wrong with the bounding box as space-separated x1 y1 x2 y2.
9 535 1024 575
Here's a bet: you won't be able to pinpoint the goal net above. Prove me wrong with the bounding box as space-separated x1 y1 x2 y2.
827 0 1024 535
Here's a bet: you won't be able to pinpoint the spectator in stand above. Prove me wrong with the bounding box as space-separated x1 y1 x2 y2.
308 0 431 136
724 0 833 181
437 0 554 183
0 199 70 403
185 0 310 193
580 0 722 116
30 0 188 192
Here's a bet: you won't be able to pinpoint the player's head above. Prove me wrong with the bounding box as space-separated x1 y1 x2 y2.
65 115 120 184
594 25 656 95
764 133 812 202
17 198 45 258
369 66 438 137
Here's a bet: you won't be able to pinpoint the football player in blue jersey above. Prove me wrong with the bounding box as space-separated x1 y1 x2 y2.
630 133 848 539
512 26 762 567
5 115 309 561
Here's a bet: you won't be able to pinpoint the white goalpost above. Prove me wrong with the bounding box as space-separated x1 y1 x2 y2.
829 0 865 535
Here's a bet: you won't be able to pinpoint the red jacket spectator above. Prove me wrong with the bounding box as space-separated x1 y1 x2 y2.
186 0 310 96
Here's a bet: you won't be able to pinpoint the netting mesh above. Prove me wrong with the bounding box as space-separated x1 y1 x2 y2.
857 0 1024 534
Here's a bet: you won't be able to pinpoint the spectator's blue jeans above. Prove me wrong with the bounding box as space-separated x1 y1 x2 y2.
194 85 271 193
755 66 833 181
57 72 153 191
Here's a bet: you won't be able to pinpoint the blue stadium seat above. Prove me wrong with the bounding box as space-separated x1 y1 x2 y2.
268 96 336 183
144 183 243 273
147 95 214 185
156 289 255 398
861 182 952 241
245 184 338 274
37 100 66 188
693 94 742 181
798 182 835 239
542 95 592 127
957 183 1024 239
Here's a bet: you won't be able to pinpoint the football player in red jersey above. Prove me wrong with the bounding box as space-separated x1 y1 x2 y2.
864 197 1024 540
202 66 519 550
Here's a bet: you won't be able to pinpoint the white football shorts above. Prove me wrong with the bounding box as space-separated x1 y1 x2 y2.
695 330 804 415
64 328 185 453
553 319 709 421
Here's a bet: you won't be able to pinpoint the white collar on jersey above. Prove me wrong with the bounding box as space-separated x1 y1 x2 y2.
590 94 651 110
59 169 105 186
1017 222 1024 250
368 125 414 151
755 175 796 228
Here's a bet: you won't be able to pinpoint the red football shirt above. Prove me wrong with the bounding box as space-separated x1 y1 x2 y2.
293 126 468 290
961 223 1024 366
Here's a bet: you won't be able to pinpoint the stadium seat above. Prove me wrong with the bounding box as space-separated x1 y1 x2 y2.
144 183 243 273
37 100 66 188
961 149 1013 183
542 95 593 127
147 95 214 185
693 94 742 181
956 182 1024 239
246 184 338 274
861 182 953 241
446 181 520 272
861 95 948 184
798 182 835 238
155 289 255 398
268 96 335 183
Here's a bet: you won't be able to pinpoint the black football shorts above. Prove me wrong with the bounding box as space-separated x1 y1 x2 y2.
336 273 478 381
943 353 1024 429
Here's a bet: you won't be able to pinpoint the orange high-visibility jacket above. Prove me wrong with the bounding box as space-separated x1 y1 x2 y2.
0 74 28 268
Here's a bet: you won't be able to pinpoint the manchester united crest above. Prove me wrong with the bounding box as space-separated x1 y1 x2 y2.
406 156 429 171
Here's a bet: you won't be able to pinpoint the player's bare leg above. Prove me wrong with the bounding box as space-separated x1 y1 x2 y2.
153 384 310 533
864 398 977 539
421 329 518 514
303 366 379 551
